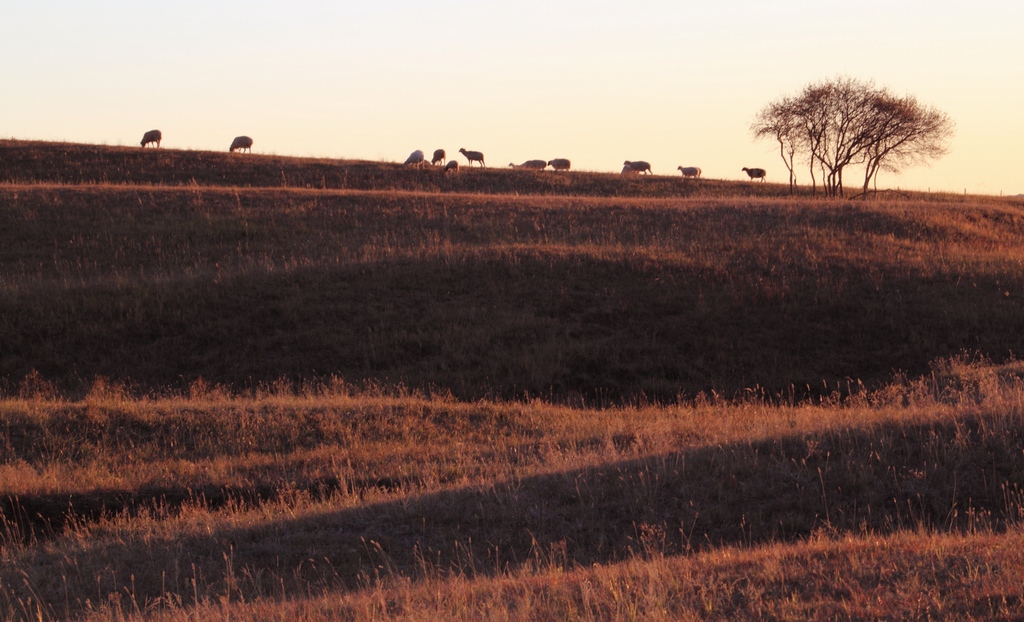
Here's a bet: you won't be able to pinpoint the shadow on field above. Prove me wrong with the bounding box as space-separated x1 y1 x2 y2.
4 178 1024 403
4 254 1023 403
5 414 1023 615
0 475 385 544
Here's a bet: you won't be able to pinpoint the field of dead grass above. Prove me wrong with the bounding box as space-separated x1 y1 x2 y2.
3 358 1024 619
3 172 1023 401
169 529 1024 621
3 140 1024 619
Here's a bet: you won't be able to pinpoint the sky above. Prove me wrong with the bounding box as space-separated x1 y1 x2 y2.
3 1 1022 195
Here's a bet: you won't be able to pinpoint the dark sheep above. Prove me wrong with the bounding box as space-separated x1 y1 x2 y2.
230 136 254 153
140 130 162 148
624 160 652 174
742 167 766 181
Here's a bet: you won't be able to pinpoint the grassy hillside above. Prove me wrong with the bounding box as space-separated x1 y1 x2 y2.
174 529 1024 620
3 140 1024 619
2 142 1023 399
2 358 1024 619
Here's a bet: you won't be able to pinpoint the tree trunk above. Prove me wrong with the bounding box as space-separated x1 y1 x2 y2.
777 139 795 195
863 160 876 194
788 153 796 194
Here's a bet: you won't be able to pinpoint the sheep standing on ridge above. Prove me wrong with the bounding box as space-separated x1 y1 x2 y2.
624 160 651 174
404 150 426 166
548 158 571 171
621 164 638 175
459 148 485 167
444 160 459 174
432 149 446 165
742 167 766 181
229 136 253 153
510 160 547 170
140 130 162 148
677 166 701 178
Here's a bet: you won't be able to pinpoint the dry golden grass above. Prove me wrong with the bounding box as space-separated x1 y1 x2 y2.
4 141 1024 619
3 180 1023 400
2 357 1024 619
160 529 1024 621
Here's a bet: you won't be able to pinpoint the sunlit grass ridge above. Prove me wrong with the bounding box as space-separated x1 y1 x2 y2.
3 357 1024 619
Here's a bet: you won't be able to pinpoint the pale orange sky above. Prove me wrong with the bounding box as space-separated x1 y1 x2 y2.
3 1 1022 194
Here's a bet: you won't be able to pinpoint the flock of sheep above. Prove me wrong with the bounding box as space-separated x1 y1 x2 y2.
139 130 767 181
401 148 575 175
405 149 766 181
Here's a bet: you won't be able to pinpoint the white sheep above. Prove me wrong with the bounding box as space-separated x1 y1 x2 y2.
229 136 253 153
404 150 426 166
459 148 485 167
547 158 571 171
742 167 766 181
677 166 701 178
140 130 162 148
624 160 651 174
510 159 547 170
431 149 446 165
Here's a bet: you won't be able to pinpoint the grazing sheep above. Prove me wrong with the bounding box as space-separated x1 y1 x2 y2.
677 166 701 178
432 149 446 165
621 164 638 175
459 148 485 167
742 167 766 181
404 150 426 166
229 136 253 153
140 130 162 148
510 159 547 170
548 158 571 171
624 160 652 174
444 160 459 174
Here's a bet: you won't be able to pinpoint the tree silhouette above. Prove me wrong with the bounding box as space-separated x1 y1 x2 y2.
752 77 954 197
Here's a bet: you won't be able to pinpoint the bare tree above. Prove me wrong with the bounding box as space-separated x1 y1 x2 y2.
751 98 799 194
752 79 863 196
752 77 954 197
806 77 876 197
792 85 829 196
